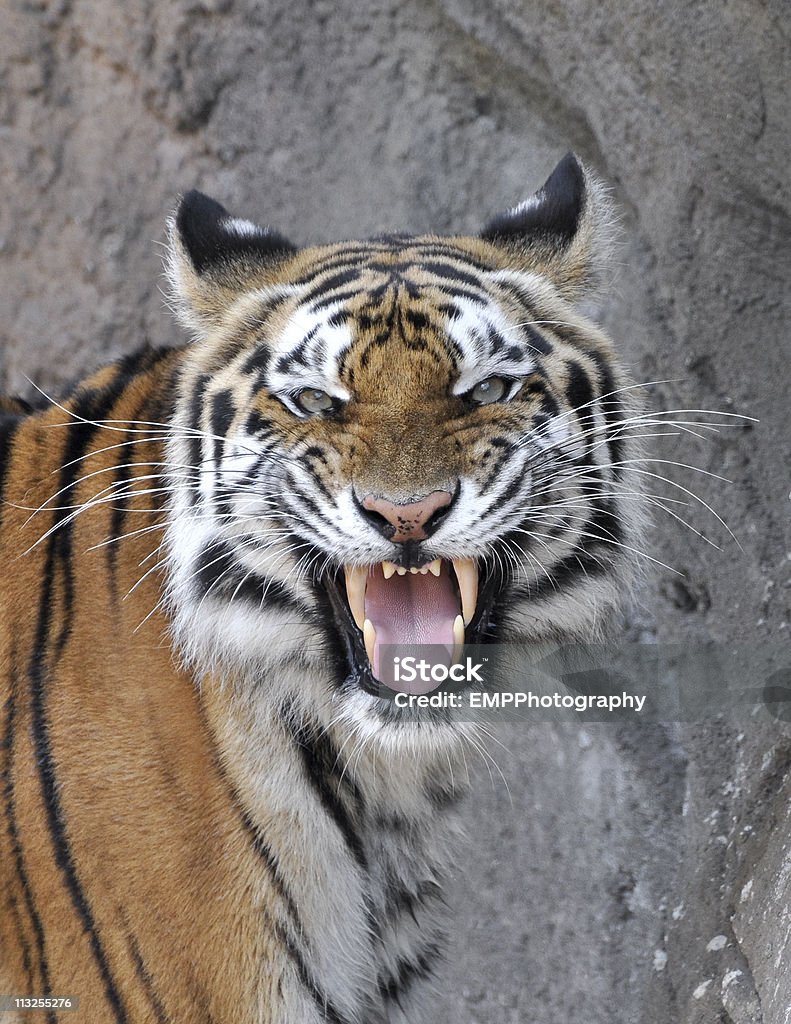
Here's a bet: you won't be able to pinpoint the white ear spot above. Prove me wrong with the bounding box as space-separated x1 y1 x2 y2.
222 217 263 238
508 195 542 217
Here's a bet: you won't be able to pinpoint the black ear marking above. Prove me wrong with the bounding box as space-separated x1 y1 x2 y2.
175 189 297 274
481 152 586 247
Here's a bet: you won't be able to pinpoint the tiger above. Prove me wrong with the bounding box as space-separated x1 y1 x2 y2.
0 152 642 1023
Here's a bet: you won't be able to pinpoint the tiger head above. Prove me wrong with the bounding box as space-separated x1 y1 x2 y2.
164 154 640 723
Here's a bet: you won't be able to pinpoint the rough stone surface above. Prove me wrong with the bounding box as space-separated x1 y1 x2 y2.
1 0 789 1020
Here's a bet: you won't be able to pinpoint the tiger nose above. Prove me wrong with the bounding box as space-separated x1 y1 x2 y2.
360 490 455 542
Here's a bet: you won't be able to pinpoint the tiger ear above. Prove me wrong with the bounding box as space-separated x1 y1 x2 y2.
480 153 617 300
166 190 297 336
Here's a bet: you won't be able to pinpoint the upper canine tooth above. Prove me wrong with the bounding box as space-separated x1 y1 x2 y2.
452 558 478 626
382 561 397 580
428 559 442 577
344 565 368 629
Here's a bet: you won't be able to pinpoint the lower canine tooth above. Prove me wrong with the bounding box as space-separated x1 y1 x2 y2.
363 618 377 666
344 565 368 629
452 614 465 664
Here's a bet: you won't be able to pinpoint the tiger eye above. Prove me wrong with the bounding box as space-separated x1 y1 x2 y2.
469 376 509 405
295 389 335 415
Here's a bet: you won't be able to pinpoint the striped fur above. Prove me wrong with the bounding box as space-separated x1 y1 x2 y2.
0 154 642 1022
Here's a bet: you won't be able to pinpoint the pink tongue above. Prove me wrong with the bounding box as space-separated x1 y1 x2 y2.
364 569 460 693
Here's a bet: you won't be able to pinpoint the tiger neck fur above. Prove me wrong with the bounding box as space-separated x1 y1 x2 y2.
199 668 465 1023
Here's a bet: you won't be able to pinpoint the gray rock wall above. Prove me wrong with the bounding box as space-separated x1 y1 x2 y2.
2 0 789 1020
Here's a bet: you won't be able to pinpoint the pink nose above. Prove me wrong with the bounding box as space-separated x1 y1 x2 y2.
361 490 453 542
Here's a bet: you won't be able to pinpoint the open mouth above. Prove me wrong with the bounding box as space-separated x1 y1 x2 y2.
322 557 502 696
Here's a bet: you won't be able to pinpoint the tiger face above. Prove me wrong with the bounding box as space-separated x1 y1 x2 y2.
164 154 638 719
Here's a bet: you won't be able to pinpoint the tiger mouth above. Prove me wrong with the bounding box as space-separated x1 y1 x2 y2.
323 557 502 697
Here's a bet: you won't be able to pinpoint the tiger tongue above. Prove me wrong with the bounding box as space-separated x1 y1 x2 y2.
364 569 459 693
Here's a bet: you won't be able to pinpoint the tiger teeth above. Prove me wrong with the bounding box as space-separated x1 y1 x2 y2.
363 618 377 666
385 561 440 577
452 614 465 664
343 565 368 630
452 559 478 625
345 559 477 637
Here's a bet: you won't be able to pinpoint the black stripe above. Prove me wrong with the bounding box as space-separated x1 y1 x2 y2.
379 942 443 1006
284 480 340 535
241 345 273 378
27 357 165 1022
126 931 168 1024
244 410 273 437
479 439 515 493
543 320 591 352
291 241 495 290
210 390 236 461
291 246 393 285
381 876 443 929
0 415 21 512
415 261 484 290
327 309 351 328
273 326 320 374
540 390 559 417
193 541 308 614
52 348 173 652
310 287 367 311
431 281 492 305
2 664 56 1024
193 541 251 599
491 276 594 352
357 327 392 370
588 497 623 545
589 351 626 470
301 446 329 466
237 810 305 931
424 777 463 811
187 373 212 504
303 268 361 305
566 360 595 421
407 242 495 271
107 439 133 591
521 324 553 355
275 924 351 1024
209 389 236 519
283 711 367 870
298 455 334 503
189 696 307 943
107 383 161 591
512 539 608 602
29 583 130 1021
491 463 528 509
